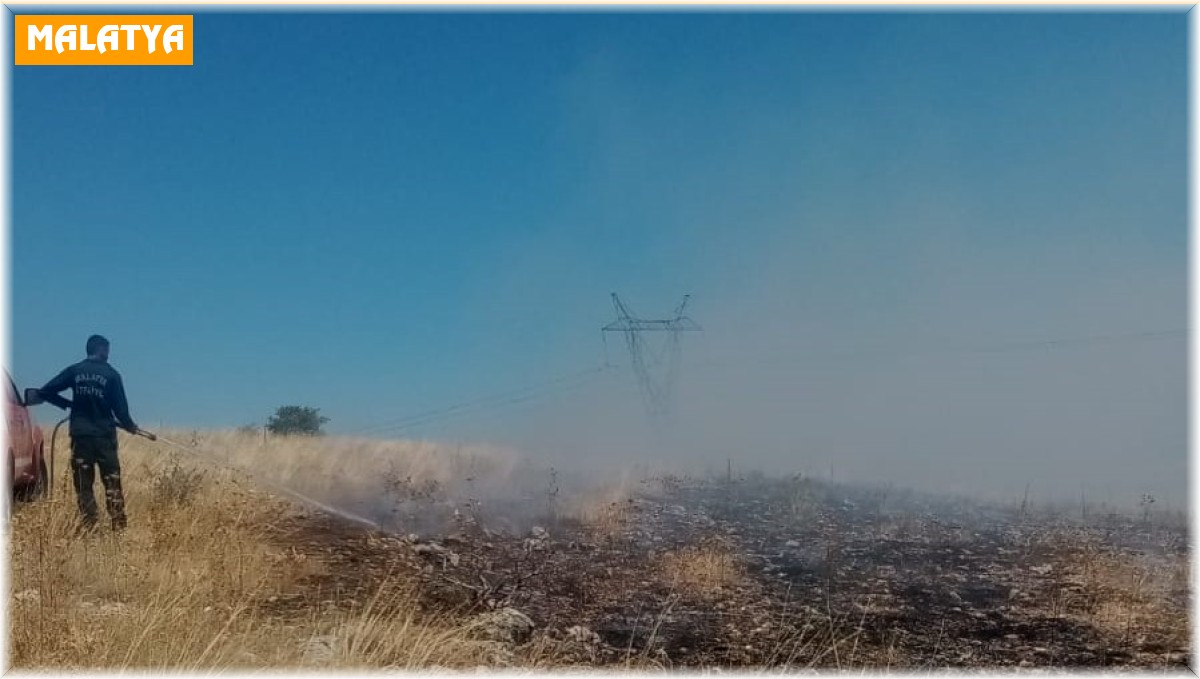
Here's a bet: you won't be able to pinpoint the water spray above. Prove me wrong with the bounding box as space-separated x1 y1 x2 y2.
147 432 382 531
44 421 379 531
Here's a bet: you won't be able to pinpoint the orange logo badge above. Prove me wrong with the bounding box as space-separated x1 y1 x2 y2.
15 15 193 66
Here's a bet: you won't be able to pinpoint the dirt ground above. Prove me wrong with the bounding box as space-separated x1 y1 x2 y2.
259 472 1191 670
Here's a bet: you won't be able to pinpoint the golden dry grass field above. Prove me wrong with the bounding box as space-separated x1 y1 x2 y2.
8 429 522 670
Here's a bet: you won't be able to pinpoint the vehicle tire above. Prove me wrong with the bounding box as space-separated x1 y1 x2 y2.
6 452 14 519
14 449 47 502
29 450 47 500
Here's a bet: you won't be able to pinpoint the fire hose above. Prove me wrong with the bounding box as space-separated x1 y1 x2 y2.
48 416 67 495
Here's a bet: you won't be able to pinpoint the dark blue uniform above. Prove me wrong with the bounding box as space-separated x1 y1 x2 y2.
39 358 139 530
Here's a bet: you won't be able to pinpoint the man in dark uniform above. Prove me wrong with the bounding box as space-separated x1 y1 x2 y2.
39 335 146 532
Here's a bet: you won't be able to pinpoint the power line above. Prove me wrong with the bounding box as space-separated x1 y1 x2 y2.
696 328 1188 371
340 327 1185 438
375 377 616 437
358 378 601 436
347 365 612 436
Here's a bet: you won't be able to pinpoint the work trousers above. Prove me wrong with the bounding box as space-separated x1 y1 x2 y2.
70 434 126 531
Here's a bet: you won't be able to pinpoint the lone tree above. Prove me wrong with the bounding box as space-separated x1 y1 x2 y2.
266 406 329 436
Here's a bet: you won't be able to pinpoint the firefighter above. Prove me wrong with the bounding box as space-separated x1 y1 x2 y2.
38 335 142 532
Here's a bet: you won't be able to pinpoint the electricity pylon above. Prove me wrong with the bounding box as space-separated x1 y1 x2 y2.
602 293 701 417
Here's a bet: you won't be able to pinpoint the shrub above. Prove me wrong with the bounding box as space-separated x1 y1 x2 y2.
265 406 329 436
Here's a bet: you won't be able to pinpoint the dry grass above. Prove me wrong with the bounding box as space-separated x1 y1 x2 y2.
1071 546 1189 651
563 473 638 537
186 429 521 520
657 541 743 596
7 428 503 670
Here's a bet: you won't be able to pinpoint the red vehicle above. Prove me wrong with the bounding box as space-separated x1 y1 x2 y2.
5 370 47 500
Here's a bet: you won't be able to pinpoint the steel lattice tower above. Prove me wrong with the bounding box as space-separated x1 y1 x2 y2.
602 293 701 417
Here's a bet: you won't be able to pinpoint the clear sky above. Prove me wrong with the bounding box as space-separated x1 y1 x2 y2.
11 11 1187 502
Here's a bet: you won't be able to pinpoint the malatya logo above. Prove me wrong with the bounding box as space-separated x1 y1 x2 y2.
15 15 193 66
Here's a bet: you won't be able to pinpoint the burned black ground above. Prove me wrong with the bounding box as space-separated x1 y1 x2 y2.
266 472 1190 670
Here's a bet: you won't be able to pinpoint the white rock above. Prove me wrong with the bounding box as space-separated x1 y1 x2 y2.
472 607 535 645
566 625 601 645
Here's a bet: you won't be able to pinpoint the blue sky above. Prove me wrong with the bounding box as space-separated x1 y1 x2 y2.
10 11 1187 501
